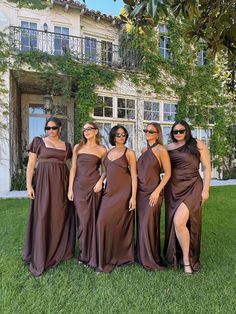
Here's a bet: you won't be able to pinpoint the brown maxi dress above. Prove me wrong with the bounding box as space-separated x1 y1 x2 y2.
164 143 203 272
136 142 164 271
24 137 75 277
73 153 102 267
96 148 135 273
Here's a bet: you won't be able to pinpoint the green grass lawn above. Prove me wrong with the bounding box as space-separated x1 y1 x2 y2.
1 186 236 314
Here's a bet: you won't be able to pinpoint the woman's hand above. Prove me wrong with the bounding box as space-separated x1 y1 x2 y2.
129 197 136 211
149 191 160 207
201 189 209 205
27 186 35 199
93 180 103 193
67 189 74 201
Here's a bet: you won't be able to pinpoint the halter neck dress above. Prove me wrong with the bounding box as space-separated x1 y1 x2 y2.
164 143 203 272
24 137 75 276
136 142 165 271
96 147 135 272
73 153 102 267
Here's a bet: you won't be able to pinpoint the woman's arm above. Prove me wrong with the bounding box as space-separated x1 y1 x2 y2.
149 147 171 207
26 152 37 199
67 145 79 201
93 146 107 193
127 149 137 211
198 140 211 204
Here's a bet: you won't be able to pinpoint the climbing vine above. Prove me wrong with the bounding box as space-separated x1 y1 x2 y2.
119 17 236 177
0 7 236 185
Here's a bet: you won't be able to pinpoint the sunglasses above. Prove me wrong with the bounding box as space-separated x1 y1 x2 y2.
115 133 127 138
173 129 186 135
143 129 158 134
45 126 59 131
83 127 96 132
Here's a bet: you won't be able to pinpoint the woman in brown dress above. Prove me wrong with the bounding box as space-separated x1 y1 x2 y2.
24 117 75 277
136 122 171 271
68 122 106 268
96 125 137 273
164 120 211 274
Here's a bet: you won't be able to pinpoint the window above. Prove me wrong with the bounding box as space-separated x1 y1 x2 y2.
191 128 198 139
198 49 206 65
144 101 160 121
162 126 171 145
163 103 177 122
117 98 135 119
85 37 97 61
54 26 69 56
96 122 112 148
159 24 170 59
28 104 68 143
21 21 37 51
200 128 212 146
94 96 113 118
101 41 113 65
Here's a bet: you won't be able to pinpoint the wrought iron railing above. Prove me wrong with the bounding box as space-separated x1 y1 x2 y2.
9 26 142 71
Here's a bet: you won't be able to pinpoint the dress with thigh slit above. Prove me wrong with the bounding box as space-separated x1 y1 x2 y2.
73 153 102 267
24 137 75 276
164 143 203 272
136 142 165 271
96 148 135 273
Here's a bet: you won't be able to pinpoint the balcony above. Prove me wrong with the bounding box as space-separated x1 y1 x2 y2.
9 26 142 71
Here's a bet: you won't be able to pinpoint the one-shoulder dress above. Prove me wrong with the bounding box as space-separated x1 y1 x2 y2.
24 137 75 276
73 153 102 267
136 143 164 271
96 148 135 272
164 143 203 272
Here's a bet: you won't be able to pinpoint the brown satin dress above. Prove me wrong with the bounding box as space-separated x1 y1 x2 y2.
24 137 75 277
96 148 135 273
73 153 102 267
164 143 203 272
136 142 164 271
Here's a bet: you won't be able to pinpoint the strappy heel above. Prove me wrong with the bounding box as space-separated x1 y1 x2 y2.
183 264 193 275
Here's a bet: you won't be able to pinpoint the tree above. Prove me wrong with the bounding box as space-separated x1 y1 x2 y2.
120 0 236 57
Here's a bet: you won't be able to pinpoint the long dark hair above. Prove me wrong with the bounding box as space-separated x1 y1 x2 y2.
171 120 200 157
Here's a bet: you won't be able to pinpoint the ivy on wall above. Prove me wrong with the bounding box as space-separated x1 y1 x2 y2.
0 11 235 185
119 18 236 177
14 50 118 143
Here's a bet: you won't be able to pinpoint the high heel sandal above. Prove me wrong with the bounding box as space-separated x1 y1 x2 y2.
183 264 193 275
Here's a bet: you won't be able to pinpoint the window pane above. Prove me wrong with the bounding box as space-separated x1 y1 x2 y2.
94 107 103 116
144 111 152 120
127 99 135 109
163 126 171 145
96 122 112 148
118 98 125 108
152 112 159 121
144 101 151 111
118 108 125 118
104 96 112 106
29 117 46 143
127 110 135 119
152 102 159 111
104 107 112 117
29 105 45 114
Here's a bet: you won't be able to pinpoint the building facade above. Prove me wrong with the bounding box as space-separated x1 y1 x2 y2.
0 0 215 192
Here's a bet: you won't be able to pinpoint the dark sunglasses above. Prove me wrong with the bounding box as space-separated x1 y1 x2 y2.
83 127 96 132
115 133 127 138
173 129 186 135
143 129 158 134
45 126 59 131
